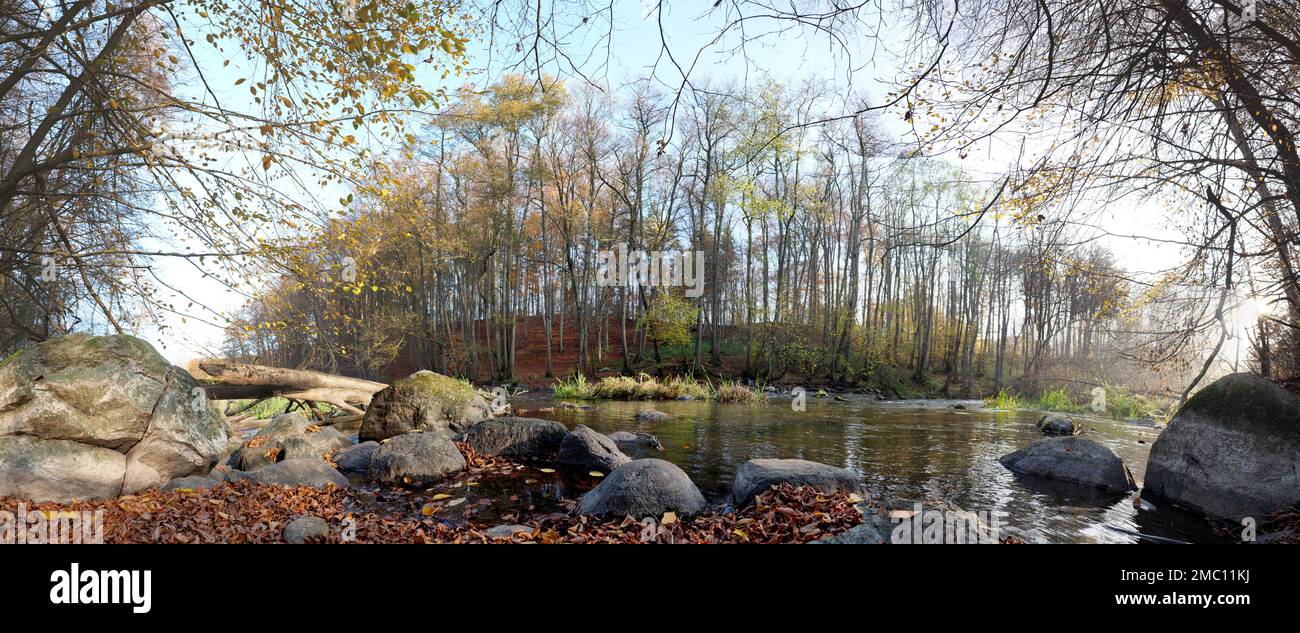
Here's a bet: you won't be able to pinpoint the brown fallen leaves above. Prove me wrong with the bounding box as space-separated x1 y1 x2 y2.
0 482 866 544
460 483 866 545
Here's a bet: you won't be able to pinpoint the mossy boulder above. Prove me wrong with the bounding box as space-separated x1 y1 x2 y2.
358 370 491 442
0 334 228 502
1144 373 1300 519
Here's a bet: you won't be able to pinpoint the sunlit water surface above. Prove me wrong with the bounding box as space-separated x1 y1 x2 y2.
491 395 1229 544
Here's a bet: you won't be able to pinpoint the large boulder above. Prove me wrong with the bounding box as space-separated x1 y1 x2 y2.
0 334 228 502
465 417 567 459
246 458 349 488
232 413 351 471
556 425 630 473
1035 413 1078 436
577 459 707 518
1144 373 1300 519
358 371 492 441
368 432 466 484
998 437 1136 493
730 458 862 507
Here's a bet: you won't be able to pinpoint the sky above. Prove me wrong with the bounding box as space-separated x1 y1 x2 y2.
130 1 1249 370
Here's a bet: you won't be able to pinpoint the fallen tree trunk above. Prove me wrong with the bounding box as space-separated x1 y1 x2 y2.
188 360 387 415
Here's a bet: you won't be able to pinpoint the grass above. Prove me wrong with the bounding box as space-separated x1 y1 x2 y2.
1035 388 1082 413
983 389 1023 410
983 385 1168 422
551 372 765 403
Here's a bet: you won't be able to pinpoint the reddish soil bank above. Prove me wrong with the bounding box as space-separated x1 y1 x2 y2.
387 315 752 388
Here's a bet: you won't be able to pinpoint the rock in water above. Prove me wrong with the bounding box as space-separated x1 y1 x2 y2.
998 437 1136 493
635 409 671 422
358 371 492 441
246 458 349 488
606 431 665 456
1144 373 1300 519
368 432 466 483
730 458 862 507
1035 413 1078 436
556 425 630 473
283 516 330 544
577 459 707 518
233 413 351 470
0 334 228 502
465 417 568 459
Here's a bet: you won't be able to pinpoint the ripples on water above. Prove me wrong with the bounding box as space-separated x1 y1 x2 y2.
509 395 1229 544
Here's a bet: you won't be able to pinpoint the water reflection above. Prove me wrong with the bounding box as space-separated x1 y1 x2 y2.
512 395 1226 543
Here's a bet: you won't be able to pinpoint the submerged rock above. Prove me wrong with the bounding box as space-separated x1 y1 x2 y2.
577 459 707 518
465 417 567 459
998 437 1136 493
730 458 862 507
358 371 492 442
635 410 671 422
1144 373 1300 519
0 334 228 502
1035 413 1078 436
606 431 665 455
556 425 630 473
368 432 466 483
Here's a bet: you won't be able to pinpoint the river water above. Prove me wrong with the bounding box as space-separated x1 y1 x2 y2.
504 394 1229 544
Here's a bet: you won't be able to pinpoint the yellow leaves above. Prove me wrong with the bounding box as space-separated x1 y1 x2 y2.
420 503 436 516
262 155 273 171
431 493 453 501
538 468 555 473
588 471 604 478
661 512 678 525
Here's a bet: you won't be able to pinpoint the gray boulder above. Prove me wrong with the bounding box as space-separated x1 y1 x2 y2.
577 458 707 518
332 441 379 473
247 458 349 488
607 430 664 456
161 475 220 492
635 409 671 422
0 334 228 502
1036 413 1078 436
283 516 330 544
556 425 630 473
998 437 1136 493
482 524 534 540
1144 373 1300 519
731 458 863 507
233 413 350 471
358 371 492 442
465 417 567 459
368 432 466 483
